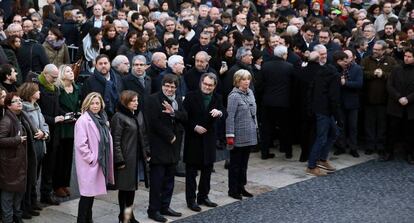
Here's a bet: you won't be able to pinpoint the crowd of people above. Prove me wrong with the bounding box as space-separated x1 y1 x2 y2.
0 0 414 222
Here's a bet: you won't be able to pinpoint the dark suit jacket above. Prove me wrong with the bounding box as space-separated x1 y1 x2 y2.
340 62 363 110
183 90 224 165
146 92 187 165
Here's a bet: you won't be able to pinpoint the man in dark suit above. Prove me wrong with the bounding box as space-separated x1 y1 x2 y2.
122 55 152 111
146 74 187 222
183 73 224 212
186 31 219 69
257 45 293 159
333 50 363 158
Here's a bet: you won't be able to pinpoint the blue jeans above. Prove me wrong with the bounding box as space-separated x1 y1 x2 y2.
308 114 339 168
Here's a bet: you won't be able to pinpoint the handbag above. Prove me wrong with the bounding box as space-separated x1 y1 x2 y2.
70 57 84 81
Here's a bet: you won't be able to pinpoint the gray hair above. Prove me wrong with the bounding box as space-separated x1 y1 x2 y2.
195 51 211 62
167 55 184 68
112 55 129 68
132 55 147 65
200 72 218 86
286 25 299 36
199 4 210 10
308 51 320 62
119 19 129 28
236 47 251 61
31 12 42 20
274 45 288 58
313 44 327 53
43 64 58 74
364 24 375 32
151 52 166 62
163 17 176 26
374 40 388 49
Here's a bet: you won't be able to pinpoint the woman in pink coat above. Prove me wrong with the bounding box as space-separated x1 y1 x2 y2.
74 92 114 223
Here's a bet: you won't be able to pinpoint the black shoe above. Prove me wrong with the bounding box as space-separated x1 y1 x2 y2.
350 150 360 158
333 148 346 155
241 189 253 197
197 198 218 207
29 210 40 216
364 149 374 155
379 153 393 162
40 196 60 205
160 207 182 217
175 172 186 177
32 204 43 211
228 192 242 200
224 160 230 169
285 153 293 159
261 153 275 160
148 212 167 222
22 211 32 219
13 216 24 223
187 203 202 212
407 154 414 165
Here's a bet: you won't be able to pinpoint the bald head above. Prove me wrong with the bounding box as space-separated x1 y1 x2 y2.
151 52 167 69
43 64 59 84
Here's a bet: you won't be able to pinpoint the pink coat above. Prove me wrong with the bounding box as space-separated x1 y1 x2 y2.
74 112 114 197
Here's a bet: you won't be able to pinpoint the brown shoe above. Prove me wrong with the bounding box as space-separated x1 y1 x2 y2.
317 161 336 172
306 167 328 176
63 187 71 196
54 188 67 197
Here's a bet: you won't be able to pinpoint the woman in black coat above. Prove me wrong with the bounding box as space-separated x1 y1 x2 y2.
111 90 150 223
183 73 224 212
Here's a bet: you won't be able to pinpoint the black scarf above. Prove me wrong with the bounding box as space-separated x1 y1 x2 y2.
87 110 111 183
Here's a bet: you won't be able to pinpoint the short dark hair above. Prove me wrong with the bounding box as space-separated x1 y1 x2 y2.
48 26 64 40
333 51 348 62
95 54 110 64
0 64 15 82
180 20 192 30
120 90 138 108
165 38 179 48
404 48 414 56
162 74 179 87
4 92 19 107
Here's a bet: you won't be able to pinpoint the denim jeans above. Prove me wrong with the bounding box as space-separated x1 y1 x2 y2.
308 114 339 168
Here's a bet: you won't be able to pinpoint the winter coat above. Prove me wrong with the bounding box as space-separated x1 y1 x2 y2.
361 55 398 105
387 64 414 120
74 112 114 197
146 92 187 165
17 40 50 81
43 41 70 68
0 110 36 192
122 73 152 112
22 101 49 153
111 105 150 190
183 90 224 165
226 88 258 147
339 62 363 110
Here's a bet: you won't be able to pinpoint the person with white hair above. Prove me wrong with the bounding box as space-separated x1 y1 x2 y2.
313 44 328 65
156 55 187 98
258 44 294 160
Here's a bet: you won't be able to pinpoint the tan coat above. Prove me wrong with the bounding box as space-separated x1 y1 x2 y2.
43 42 70 67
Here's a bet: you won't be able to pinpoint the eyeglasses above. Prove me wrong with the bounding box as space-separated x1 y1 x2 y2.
202 82 215 87
133 63 145 67
11 99 23 104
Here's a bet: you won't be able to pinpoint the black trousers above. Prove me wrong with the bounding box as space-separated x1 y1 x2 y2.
387 114 414 155
118 190 135 216
299 116 316 162
185 163 213 204
77 196 94 223
261 106 292 156
228 146 252 195
148 164 175 214
40 135 57 198
53 138 74 189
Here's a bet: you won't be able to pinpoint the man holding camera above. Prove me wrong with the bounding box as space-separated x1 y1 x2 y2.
361 40 397 155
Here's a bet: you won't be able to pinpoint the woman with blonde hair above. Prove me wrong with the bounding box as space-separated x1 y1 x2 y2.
226 69 257 200
53 65 80 198
74 92 114 223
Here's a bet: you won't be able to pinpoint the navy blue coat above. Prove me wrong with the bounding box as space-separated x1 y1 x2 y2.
340 62 363 110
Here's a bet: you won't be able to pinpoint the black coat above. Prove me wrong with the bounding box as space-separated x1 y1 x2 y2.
17 40 49 81
258 57 293 108
61 20 80 46
111 105 150 189
146 92 187 165
387 64 414 120
186 43 219 69
183 91 224 165
146 64 165 94
122 73 152 112
184 66 217 92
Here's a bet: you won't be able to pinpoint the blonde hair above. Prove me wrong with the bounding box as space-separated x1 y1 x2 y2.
233 69 252 87
56 65 74 88
81 92 105 113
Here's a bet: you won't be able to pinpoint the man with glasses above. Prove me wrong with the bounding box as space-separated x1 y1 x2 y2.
361 40 398 156
363 24 377 56
183 72 223 212
123 55 152 111
146 74 187 222
309 27 341 64
37 64 64 206
229 13 253 37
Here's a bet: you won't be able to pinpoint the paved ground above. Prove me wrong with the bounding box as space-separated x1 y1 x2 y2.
26 147 376 223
